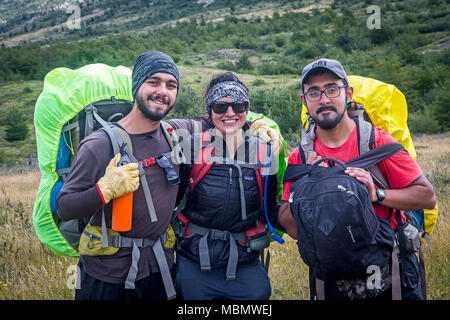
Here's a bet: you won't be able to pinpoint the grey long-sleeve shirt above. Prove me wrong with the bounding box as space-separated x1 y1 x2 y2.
57 116 210 284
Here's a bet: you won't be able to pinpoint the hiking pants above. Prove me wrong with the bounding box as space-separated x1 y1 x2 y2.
175 254 271 300
319 251 423 300
74 260 175 300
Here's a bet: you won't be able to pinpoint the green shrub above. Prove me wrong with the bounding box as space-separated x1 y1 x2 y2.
4 108 29 142
252 79 265 86
430 83 450 130
408 110 441 134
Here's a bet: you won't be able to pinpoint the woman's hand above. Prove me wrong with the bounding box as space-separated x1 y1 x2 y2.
250 119 283 155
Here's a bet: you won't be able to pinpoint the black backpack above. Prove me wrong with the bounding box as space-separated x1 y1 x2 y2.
283 143 405 283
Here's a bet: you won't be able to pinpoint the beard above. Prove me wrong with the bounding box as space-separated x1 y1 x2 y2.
311 105 345 130
136 94 174 121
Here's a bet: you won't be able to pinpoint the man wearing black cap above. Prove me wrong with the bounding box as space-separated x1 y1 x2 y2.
279 58 436 300
57 50 282 300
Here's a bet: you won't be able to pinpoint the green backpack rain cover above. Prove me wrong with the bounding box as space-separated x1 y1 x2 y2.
32 63 288 257
33 64 133 257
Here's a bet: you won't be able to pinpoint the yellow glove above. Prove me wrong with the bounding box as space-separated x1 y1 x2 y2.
250 119 283 156
96 153 140 204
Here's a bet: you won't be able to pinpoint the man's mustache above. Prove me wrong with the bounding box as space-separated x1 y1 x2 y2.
316 106 337 114
148 94 170 105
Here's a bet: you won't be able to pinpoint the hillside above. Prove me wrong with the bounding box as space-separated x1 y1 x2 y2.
0 0 321 47
0 0 449 167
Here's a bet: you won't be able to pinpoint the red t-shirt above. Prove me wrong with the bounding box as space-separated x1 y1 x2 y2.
282 126 423 229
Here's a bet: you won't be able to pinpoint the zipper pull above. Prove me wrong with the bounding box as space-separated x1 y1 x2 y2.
229 167 233 184
289 192 294 203
338 184 355 196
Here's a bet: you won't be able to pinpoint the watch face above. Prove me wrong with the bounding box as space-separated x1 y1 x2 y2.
377 189 386 201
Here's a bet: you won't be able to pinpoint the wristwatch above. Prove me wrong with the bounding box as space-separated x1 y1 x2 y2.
373 189 386 205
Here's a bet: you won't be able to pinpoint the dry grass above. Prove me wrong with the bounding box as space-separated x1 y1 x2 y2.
0 171 77 299
411 134 450 299
0 134 448 300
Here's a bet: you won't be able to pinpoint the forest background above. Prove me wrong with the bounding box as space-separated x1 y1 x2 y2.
0 0 449 164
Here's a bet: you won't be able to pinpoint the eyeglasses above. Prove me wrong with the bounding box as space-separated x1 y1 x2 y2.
305 84 347 101
211 100 249 114
155 154 180 185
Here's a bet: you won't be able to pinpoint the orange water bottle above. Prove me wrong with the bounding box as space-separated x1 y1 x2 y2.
112 192 133 231
111 154 134 232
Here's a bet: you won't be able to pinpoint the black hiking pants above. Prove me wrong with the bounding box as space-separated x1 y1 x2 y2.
312 251 423 300
74 259 175 300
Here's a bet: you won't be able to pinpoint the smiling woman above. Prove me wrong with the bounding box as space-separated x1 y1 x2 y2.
172 72 285 300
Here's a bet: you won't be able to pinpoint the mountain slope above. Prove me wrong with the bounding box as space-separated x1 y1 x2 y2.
0 0 328 47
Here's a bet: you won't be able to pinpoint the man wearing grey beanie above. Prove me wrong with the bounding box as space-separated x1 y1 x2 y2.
58 50 283 300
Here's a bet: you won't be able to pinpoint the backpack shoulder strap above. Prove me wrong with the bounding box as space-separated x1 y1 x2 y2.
161 120 186 164
354 115 391 189
102 123 159 224
354 114 372 155
173 130 215 220
100 123 134 164
283 163 311 183
344 142 405 170
160 121 177 150
188 129 215 192
299 123 316 164
254 141 268 202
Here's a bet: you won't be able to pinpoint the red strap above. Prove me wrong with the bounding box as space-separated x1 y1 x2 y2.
240 220 267 244
96 183 107 205
250 118 261 126
177 212 193 237
255 170 264 203
189 131 214 192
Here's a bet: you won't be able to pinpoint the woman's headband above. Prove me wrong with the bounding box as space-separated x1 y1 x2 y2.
205 81 249 112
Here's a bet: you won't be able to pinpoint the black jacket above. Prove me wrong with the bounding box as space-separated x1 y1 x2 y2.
175 126 282 268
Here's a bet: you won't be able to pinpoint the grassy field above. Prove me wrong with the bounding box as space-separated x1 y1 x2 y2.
0 134 448 300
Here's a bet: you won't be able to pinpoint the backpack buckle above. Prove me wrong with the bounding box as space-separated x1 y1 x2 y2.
142 157 155 167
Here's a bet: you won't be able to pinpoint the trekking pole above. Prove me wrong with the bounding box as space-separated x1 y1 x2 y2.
264 144 284 244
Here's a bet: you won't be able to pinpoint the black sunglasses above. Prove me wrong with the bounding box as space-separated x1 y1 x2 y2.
211 100 249 114
155 154 180 185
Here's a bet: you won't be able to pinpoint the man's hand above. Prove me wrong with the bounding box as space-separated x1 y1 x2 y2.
344 167 377 202
250 119 283 156
96 153 140 204
307 151 327 166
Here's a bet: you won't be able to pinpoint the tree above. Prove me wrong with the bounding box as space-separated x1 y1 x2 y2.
235 54 253 72
4 108 29 142
431 83 450 130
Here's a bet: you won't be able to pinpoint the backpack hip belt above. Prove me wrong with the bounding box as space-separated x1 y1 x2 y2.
81 207 176 299
112 233 173 296
173 211 268 280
